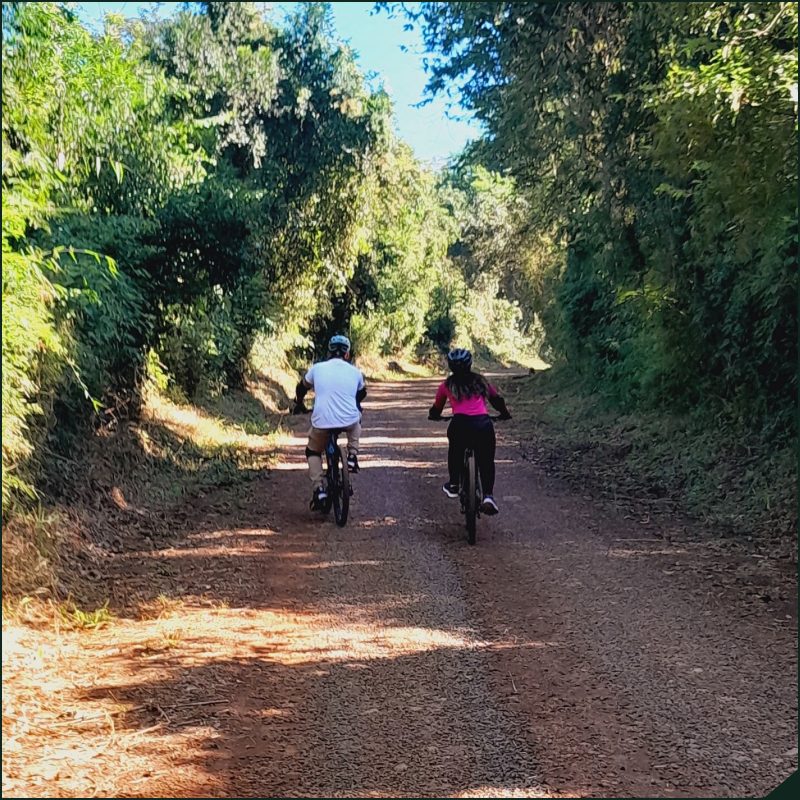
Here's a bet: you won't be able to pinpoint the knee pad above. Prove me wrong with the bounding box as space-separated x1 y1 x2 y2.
305 447 321 459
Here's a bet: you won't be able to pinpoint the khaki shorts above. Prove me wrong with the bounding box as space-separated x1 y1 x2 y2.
306 421 361 454
305 421 361 486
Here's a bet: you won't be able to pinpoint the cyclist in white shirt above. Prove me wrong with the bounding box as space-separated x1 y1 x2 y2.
292 335 366 510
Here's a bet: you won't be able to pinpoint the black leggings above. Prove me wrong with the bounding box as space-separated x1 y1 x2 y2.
447 414 496 495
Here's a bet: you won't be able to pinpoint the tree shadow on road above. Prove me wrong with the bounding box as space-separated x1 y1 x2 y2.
77 633 555 798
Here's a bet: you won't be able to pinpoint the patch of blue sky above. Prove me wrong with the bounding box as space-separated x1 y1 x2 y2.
74 1 482 166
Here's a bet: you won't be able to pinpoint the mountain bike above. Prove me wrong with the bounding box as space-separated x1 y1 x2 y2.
320 429 352 527
433 416 503 545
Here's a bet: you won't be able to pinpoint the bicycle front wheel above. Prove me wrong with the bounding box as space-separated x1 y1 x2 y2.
332 445 350 527
464 452 477 545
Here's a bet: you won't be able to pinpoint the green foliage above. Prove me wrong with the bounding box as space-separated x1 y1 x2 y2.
325 144 540 363
51 243 151 403
0 1 397 508
392 1 798 434
2 2 184 509
335 142 453 355
1 234 65 508
146 1 391 381
436 164 546 361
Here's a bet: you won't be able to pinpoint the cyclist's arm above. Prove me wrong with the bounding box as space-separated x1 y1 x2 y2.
292 368 314 413
355 371 367 410
428 382 448 419
295 375 314 399
487 384 512 419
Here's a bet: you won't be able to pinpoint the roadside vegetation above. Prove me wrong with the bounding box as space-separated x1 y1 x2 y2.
2 1 796 612
2 1 538 608
390 0 797 548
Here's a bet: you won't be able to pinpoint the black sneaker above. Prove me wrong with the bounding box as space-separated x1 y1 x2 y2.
347 453 360 473
310 486 328 511
442 482 459 499
480 495 499 515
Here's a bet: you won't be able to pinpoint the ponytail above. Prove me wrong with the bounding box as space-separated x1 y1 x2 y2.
445 370 489 401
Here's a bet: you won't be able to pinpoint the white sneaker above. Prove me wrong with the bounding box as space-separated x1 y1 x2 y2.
480 495 499 515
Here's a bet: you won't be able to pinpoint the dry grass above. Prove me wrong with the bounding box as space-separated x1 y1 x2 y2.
248 362 299 414
138 593 187 621
501 367 796 549
1 506 113 625
143 392 279 456
3 380 284 612
1 614 227 797
3 374 292 795
1 509 64 602
1 343 318 794
119 383 285 511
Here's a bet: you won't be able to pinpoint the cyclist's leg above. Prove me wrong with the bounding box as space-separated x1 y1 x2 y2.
345 419 361 459
446 417 467 488
343 420 361 471
473 417 499 514
474 417 496 495
306 426 327 490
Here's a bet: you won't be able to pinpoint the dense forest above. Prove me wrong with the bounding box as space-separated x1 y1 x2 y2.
2 1 797 517
394 1 797 424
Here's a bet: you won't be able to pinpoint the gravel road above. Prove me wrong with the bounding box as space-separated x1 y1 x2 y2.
189 376 795 797
10 376 793 798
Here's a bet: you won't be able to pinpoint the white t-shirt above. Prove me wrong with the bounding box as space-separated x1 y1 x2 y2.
305 358 365 429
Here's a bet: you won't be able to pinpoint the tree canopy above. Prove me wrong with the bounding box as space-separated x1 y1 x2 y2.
2 1 796 510
383 1 797 428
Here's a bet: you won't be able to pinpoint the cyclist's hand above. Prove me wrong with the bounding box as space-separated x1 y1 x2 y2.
292 400 310 415
428 411 442 421
499 412 512 421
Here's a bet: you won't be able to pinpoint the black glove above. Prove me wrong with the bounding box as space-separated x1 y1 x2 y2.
428 407 442 421
489 394 511 420
292 399 310 415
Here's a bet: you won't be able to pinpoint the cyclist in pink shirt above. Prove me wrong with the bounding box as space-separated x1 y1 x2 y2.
428 349 511 515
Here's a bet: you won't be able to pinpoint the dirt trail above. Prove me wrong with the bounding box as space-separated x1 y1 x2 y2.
4 377 797 798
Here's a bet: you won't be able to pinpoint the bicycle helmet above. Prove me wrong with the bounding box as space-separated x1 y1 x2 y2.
447 348 472 372
328 334 351 357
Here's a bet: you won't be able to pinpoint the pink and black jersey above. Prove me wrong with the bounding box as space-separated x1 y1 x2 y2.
432 381 499 417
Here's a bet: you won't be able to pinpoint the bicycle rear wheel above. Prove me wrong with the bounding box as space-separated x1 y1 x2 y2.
332 445 350 527
322 449 336 514
464 451 477 545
